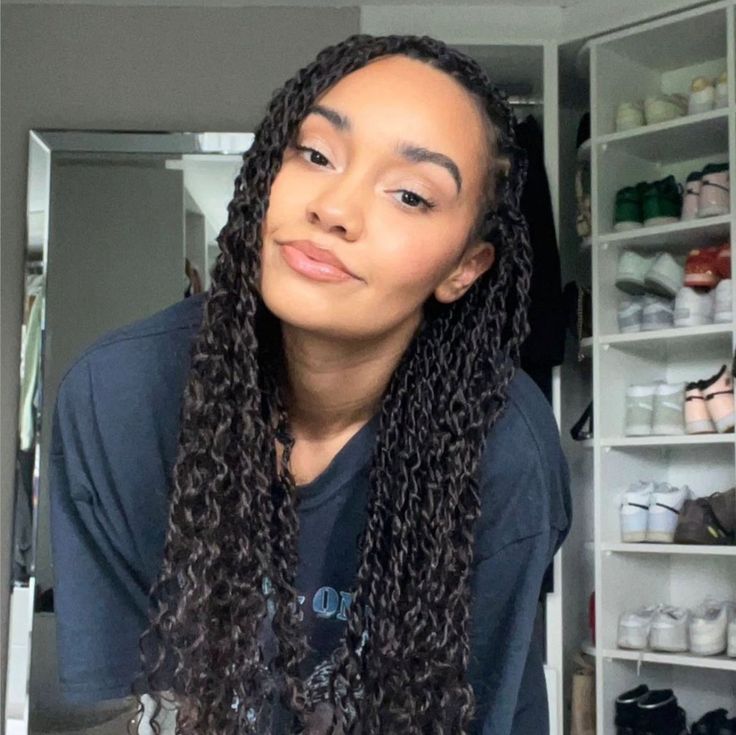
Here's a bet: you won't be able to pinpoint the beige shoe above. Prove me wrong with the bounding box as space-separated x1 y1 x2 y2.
689 76 715 114
616 100 645 131
645 93 688 125
715 70 728 109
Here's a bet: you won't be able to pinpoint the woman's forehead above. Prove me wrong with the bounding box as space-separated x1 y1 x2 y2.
306 55 489 181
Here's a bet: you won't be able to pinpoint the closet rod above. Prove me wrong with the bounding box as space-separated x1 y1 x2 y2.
507 95 543 106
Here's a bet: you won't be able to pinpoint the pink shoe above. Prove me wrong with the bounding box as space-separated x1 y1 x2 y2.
703 364 735 433
685 380 716 434
698 162 729 218
681 171 702 221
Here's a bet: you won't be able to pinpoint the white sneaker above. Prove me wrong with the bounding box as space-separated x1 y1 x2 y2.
651 382 686 436
618 604 660 649
644 252 684 298
624 383 658 436
645 93 687 125
620 480 655 542
619 295 644 333
728 604 736 657
689 598 729 656
646 483 691 542
641 295 675 331
616 250 656 295
674 287 715 327
616 100 645 131
650 605 689 652
714 279 732 324
715 70 728 109
688 76 715 114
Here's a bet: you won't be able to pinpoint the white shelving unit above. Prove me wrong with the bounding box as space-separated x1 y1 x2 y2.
587 1 736 731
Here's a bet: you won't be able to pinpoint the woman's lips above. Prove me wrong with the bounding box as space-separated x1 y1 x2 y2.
280 244 358 282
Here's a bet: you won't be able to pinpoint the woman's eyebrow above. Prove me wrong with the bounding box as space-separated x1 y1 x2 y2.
306 104 463 195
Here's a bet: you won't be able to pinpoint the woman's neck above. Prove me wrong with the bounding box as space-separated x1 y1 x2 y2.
279 315 422 441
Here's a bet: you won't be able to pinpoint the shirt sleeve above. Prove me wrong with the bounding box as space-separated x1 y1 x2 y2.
466 384 571 735
466 529 562 735
49 357 161 703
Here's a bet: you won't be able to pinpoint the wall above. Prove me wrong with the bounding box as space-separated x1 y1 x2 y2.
0 4 360 720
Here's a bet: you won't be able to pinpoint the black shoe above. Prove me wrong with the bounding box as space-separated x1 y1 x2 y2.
692 709 730 735
615 684 649 734
635 689 687 735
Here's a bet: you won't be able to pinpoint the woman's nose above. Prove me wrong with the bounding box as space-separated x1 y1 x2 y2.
306 176 365 240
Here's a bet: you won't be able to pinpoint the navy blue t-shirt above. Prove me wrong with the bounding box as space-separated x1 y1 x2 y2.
49 292 571 734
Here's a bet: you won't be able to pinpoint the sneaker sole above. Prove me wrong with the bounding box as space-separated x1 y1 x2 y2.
684 274 719 288
621 531 647 542
615 277 647 295
645 530 675 542
689 639 727 656
698 206 730 218
614 222 644 232
715 413 736 433
675 316 712 327
644 276 680 297
686 419 716 433
643 216 679 227
645 110 684 125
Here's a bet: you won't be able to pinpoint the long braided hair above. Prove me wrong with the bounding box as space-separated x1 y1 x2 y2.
132 33 532 735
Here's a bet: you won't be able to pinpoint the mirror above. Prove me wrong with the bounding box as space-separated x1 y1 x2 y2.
8 129 253 734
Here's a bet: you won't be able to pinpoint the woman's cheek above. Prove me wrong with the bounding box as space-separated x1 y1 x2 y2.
382 238 457 291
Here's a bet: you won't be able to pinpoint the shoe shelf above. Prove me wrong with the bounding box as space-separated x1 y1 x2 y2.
600 434 735 447
600 647 736 672
597 336 732 439
599 322 733 345
601 543 736 556
601 660 733 734
599 213 731 248
597 106 730 162
599 443 734 541
587 2 736 732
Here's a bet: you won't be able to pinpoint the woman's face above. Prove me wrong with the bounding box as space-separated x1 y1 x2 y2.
259 53 496 342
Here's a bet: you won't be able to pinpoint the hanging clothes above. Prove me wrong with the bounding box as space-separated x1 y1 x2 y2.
513 114 567 402
19 274 44 451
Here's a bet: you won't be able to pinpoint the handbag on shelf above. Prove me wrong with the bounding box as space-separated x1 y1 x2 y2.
570 401 593 442
570 653 596 735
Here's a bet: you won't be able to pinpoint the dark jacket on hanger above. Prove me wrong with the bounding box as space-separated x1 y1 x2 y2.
514 114 567 399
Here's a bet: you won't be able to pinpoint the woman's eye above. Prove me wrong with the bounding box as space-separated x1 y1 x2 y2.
295 144 330 167
293 143 436 214
394 190 437 213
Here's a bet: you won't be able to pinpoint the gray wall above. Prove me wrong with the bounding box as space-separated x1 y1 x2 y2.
0 4 360 718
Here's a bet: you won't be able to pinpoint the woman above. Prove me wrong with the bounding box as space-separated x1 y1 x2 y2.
50 33 570 735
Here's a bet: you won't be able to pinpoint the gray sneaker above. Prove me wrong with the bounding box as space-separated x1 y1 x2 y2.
652 382 686 435
625 383 658 436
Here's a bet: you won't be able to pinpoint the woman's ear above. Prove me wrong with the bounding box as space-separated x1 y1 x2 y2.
434 240 495 304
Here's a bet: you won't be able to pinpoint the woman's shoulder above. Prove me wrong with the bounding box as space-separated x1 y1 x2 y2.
57 294 205 403
472 368 571 559
52 295 206 462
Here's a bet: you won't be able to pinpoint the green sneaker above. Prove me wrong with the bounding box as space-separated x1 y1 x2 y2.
643 175 682 226
614 181 648 231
